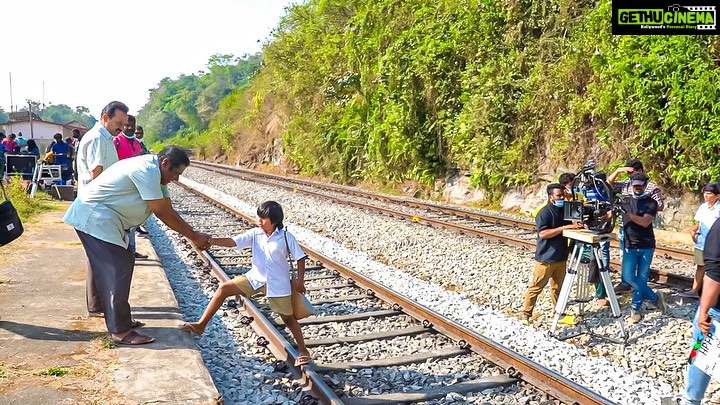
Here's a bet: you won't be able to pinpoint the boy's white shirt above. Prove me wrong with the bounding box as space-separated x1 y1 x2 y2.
232 227 306 297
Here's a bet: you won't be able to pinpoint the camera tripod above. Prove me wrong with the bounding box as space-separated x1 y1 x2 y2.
550 230 628 344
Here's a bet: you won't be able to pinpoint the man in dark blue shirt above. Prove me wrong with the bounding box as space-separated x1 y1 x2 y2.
520 183 582 324
621 173 666 324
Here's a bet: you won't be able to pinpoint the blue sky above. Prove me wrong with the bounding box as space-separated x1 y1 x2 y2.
1 0 297 117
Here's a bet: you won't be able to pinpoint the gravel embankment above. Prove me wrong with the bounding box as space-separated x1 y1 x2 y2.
171 167 711 404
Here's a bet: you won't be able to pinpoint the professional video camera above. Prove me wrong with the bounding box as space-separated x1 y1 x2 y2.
563 153 628 233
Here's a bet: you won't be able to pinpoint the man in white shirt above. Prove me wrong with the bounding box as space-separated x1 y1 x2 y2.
76 101 127 192
75 101 127 318
63 146 212 344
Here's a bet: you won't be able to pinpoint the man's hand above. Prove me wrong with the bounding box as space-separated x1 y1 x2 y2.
699 313 713 336
190 232 212 251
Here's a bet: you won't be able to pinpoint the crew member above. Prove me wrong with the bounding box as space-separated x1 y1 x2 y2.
608 159 664 294
621 173 666 323
520 183 582 324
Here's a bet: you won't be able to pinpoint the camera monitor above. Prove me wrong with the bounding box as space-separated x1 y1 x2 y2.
5 155 37 179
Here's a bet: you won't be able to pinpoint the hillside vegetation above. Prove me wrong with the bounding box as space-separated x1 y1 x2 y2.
140 0 720 198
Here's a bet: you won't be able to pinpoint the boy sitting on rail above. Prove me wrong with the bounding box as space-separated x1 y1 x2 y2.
181 201 312 366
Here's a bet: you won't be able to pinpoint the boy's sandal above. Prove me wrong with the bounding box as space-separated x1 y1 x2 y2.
113 330 155 345
294 355 311 367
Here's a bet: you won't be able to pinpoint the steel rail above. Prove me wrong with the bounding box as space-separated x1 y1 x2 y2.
189 161 694 289
178 179 615 405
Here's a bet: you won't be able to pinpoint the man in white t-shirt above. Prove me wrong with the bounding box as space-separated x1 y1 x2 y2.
681 182 720 298
74 101 127 320
63 146 211 345
76 101 127 192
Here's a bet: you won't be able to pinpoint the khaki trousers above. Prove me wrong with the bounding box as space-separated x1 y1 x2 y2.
522 260 566 317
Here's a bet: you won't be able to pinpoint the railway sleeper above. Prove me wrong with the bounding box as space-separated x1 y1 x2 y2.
273 309 402 326
309 294 376 305
339 376 517 405
313 347 470 372
303 325 431 347
304 282 355 291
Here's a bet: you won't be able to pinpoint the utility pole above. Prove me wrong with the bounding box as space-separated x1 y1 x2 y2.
28 100 34 139
9 73 13 112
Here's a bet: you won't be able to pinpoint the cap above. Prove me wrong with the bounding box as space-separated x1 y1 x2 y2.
630 179 647 186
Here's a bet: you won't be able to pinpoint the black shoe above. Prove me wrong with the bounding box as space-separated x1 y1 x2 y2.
614 282 632 294
134 252 149 260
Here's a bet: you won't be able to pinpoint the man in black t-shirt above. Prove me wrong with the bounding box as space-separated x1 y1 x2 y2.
519 183 582 324
621 173 666 324
683 217 720 404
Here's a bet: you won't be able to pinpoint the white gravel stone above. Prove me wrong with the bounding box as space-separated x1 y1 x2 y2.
175 173 703 404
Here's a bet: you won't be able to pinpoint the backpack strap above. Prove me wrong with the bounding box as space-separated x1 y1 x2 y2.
283 229 296 278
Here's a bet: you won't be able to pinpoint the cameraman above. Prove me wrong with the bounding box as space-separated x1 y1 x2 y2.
520 183 583 324
621 173 666 323
608 159 665 294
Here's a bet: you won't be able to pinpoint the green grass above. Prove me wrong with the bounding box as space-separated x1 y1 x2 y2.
4 176 60 222
101 338 117 350
36 367 70 377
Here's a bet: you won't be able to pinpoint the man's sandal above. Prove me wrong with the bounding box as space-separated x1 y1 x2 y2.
113 330 155 345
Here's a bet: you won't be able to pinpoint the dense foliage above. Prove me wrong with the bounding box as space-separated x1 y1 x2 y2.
263 0 720 192
38 104 95 128
136 53 262 152
145 0 720 196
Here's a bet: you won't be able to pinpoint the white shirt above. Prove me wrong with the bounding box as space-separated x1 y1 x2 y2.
76 122 119 192
63 155 169 248
233 228 306 297
695 202 720 250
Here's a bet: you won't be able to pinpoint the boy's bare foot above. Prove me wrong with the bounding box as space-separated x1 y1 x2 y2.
179 322 204 335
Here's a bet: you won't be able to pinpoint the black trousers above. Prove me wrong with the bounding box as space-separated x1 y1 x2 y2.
76 230 135 334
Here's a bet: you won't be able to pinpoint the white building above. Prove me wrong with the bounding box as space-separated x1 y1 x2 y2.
0 112 88 149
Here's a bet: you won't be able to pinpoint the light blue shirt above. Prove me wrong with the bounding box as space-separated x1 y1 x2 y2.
76 122 119 192
63 155 169 248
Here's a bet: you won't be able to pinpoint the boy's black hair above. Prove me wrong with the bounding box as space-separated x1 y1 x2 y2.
257 201 284 229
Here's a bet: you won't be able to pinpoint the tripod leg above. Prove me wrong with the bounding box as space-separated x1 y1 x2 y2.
595 245 627 340
551 245 582 334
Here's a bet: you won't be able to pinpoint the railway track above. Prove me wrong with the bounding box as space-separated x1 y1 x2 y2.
190 160 694 289
174 180 614 405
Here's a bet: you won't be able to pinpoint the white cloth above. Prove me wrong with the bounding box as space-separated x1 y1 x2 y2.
694 202 720 250
76 122 119 192
63 155 169 248
232 228 306 297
